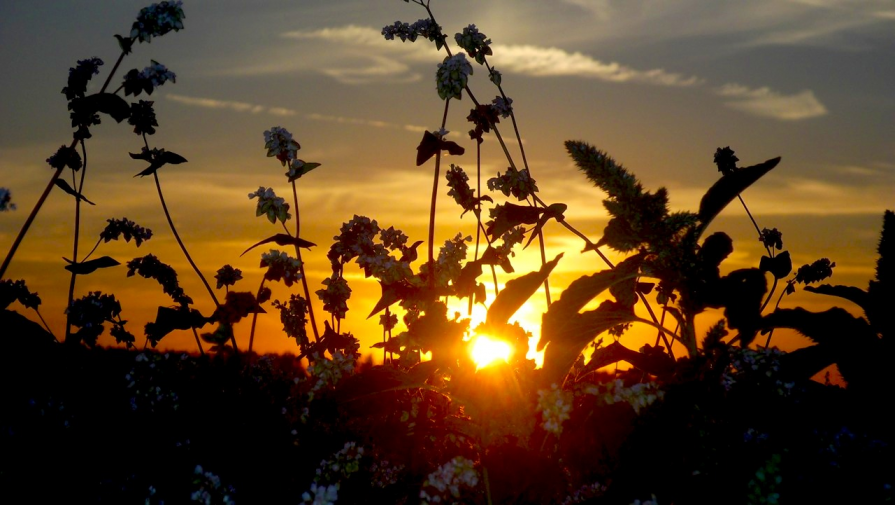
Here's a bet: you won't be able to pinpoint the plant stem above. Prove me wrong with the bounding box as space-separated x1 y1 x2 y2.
65 141 89 343
427 99 451 289
248 278 266 354
292 181 320 342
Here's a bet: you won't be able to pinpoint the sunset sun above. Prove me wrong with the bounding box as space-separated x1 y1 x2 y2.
470 335 512 369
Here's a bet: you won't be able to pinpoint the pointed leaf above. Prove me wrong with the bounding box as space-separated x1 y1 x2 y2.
485 253 563 328
54 179 96 205
146 306 209 346
804 284 869 311
129 150 153 161
240 233 316 257
538 254 642 351
63 256 120 274
161 151 188 165
486 203 542 241
523 203 567 249
416 131 440 166
759 250 792 279
698 157 780 227
82 93 131 123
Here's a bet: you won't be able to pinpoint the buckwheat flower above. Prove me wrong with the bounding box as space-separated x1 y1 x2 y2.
436 53 473 101
260 249 302 287
420 456 479 505
491 96 513 119
314 442 365 485
381 20 415 42
316 275 351 320
100 217 153 246
488 166 538 201
131 1 186 43
455 24 492 64
301 483 338 505
273 294 309 346
249 186 291 224
379 226 409 251
584 380 664 414
46 145 83 171
410 18 442 44
62 57 103 101
537 383 572 435
0 188 15 211
263 126 301 166
307 351 355 393
214 265 242 289
128 100 158 135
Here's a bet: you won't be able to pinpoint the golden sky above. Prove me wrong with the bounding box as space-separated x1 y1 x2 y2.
1 1 892 370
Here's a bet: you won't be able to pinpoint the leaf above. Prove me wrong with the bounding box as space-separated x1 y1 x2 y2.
81 93 131 123
523 203 567 250
485 253 563 328
54 179 95 205
415 130 466 166
146 306 209 346
541 301 641 385
759 250 792 279
240 233 316 257
486 203 542 241
697 157 780 230
161 151 188 165
804 284 869 311
63 256 120 274
133 150 188 177
538 254 643 352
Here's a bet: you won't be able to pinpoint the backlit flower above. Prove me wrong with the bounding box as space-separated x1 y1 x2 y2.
131 1 186 43
436 53 473 101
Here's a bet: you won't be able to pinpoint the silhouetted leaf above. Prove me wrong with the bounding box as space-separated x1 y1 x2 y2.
81 92 131 123
539 254 643 352
133 150 188 177
54 179 95 205
63 256 120 274
698 157 780 230
240 233 316 257
161 151 187 165
485 253 563 328
523 203 567 249
804 284 869 310
541 301 641 385
146 306 208 346
415 130 466 166
759 250 792 279
486 203 542 241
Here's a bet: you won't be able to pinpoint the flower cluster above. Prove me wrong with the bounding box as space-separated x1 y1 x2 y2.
307 351 356 395
67 291 134 347
713 146 739 175
0 188 14 211
128 100 158 135
100 217 153 246
425 233 471 287
214 265 243 290
316 275 351 320
249 186 291 224
127 254 192 306
488 166 539 201
455 24 492 64
260 249 303 287
370 459 405 488
123 61 176 97
131 1 186 43
722 347 796 397
381 18 442 45
126 352 187 413
436 53 473 101
190 464 235 505
46 145 83 171
537 383 573 435
62 57 103 101
273 294 309 346
313 441 365 486
0 279 41 310
583 379 664 414
491 96 513 119
263 126 301 166
300 483 338 505
759 227 783 251
327 216 415 284
419 456 480 505
794 258 836 285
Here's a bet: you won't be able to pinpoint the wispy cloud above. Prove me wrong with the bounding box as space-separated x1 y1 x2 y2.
284 26 702 87
165 93 428 131
715 84 828 120
166 93 296 116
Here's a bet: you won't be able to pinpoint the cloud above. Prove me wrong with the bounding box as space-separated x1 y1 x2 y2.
284 26 702 87
715 84 828 120
166 93 296 116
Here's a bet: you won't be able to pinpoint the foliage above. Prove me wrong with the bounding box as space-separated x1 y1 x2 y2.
1 1 893 503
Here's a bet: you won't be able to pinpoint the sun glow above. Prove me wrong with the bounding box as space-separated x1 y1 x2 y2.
470 335 512 369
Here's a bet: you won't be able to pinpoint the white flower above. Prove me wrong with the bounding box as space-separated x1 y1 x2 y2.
436 53 473 100
131 1 186 43
248 186 290 224
538 383 572 435
301 483 338 505
139 60 176 88
420 456 479 504
263 126 300 166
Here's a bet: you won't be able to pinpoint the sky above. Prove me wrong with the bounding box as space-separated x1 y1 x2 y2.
1 0 892 372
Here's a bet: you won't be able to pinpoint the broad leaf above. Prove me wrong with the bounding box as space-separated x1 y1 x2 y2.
486 203 542 241
54 179 95 205
415 130 465 166
698 157 780 230
63 256 119 274
523 203 567 250
145 306 208 346
240 233 316 257
81 92 131 123
485 253 562 328
759 250 792 279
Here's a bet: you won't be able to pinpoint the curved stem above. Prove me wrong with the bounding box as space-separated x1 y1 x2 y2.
65 141 89 343
191 327 205 356
248 277 266 354
0 167 63 280
292 181 320 342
